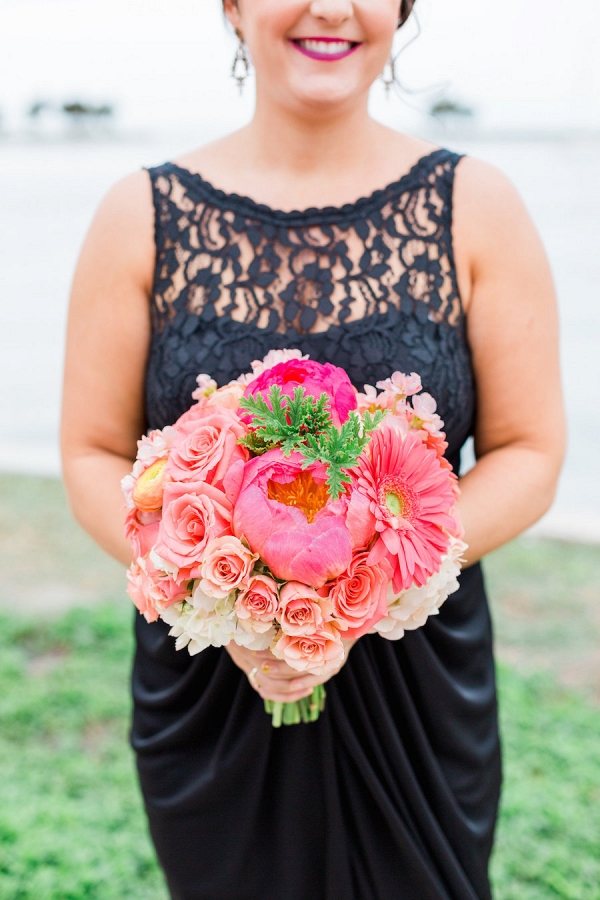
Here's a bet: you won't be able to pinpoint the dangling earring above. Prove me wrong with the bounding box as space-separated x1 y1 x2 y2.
231 30 251 94
381 53 397 95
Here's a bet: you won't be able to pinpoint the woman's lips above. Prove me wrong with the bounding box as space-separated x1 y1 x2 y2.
290 37 361 62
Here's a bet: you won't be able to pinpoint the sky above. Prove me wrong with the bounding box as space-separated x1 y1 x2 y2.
1 0 599 137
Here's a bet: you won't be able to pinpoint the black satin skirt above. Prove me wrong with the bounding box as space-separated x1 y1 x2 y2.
131 562 502 900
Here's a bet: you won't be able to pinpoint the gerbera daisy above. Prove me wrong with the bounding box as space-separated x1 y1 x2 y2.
352 428 457 593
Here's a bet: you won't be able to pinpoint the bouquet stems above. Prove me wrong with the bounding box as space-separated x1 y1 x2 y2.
264 684 326 727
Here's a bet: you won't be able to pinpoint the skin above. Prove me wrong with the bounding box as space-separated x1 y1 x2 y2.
61 0 566 705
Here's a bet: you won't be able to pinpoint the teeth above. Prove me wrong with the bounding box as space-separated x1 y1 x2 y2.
297 39 353 55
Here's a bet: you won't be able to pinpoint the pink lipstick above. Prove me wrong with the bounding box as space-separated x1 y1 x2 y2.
290 37 360 62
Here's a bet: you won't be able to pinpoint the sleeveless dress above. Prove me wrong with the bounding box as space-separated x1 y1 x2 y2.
132 148 502 900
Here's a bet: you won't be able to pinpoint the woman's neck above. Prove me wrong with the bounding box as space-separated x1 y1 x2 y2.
245 94 382 179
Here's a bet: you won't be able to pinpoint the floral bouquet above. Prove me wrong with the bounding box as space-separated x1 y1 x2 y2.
123 350 466 726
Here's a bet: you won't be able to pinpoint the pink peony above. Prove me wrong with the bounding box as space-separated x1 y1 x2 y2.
244 348 309 383
353 429 456 593
166 406 249 488
277 581 333 636
235 575 279 632
272 622 345 675
328 552 390 640
199 536 258 598
232 450 353 588
242 358 357 427
154 481 232 579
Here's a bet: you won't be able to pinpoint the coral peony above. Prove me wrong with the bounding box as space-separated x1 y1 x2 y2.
353 429 457 593
242 358 357 427
232 450 353 588
328 552 389 640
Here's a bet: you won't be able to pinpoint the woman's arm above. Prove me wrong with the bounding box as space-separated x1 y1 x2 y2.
453 158 566 566
61 171 155 566
60 171 314 702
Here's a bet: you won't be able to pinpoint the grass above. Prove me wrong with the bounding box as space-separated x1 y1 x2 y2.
0 473 599 898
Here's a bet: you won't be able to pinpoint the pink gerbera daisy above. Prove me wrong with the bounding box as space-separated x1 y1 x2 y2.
352 429 457 593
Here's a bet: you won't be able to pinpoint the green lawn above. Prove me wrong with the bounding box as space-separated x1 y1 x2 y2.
0 474 599 899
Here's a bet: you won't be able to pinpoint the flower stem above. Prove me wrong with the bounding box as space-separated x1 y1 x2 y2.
264 686 327 727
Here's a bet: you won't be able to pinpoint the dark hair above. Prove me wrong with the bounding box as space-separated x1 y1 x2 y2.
398 0 416 28
223 1 417 29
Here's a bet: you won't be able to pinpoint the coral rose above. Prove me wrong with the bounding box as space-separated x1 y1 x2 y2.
124 508 160 560
235 574 279 633
276 581 333 636
199 536 258 599
272 623 345 675
154 481 232 580
166 406 249 488
232 449 353 588
328 552 389 640
126 555 191 623
242 358 357 427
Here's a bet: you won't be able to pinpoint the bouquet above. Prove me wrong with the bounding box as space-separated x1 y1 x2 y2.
123 350 466 726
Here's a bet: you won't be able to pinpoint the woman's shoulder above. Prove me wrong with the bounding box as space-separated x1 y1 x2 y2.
81 170 155 296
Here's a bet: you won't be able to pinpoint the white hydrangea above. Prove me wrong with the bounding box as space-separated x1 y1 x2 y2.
373 535 467 641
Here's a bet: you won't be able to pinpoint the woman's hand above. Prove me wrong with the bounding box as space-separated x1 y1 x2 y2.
226 640 356 704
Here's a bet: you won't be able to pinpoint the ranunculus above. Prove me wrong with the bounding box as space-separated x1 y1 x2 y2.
272 623 345 675
232 450 353 588
166 406 249 488
154 481 232 579
276 581 333 636
121 427 175 509
131 457 169 512
235 574 279 632
199 536 258 598
242 358 357 427
328 552 389 639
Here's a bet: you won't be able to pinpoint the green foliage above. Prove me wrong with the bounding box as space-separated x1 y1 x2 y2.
491 666 600 899
0 604 167 900
238 386 384 497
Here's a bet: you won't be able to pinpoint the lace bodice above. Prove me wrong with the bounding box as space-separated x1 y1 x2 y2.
145 148 474 469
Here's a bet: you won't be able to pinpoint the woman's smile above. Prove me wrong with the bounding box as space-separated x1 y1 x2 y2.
290 36 361 61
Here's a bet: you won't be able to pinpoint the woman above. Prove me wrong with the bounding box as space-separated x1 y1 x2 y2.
61 1 565 898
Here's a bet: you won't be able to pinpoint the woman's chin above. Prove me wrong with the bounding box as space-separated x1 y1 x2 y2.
281 76 365 115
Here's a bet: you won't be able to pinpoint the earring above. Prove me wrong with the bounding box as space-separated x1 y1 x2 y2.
381 53 397 95
231 31 251 94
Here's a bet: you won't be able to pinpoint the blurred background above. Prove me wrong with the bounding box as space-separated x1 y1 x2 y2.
0 1 599 898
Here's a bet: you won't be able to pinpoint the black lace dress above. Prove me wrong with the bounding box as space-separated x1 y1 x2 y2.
132 148 502 900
